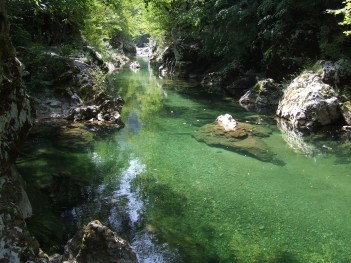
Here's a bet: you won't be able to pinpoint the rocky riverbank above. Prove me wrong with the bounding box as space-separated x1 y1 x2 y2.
0 4 138 262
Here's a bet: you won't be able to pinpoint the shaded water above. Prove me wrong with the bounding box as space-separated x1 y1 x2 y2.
18 58 351 262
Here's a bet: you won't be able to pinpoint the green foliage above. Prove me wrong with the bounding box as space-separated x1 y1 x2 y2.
7 0 351 80
7 0 148 56
144 0 350 77
327 0 351 36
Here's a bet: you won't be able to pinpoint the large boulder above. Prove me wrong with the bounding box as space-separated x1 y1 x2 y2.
239 79 284 108
56 220 138 263
193 115 285 165
276 71 342 129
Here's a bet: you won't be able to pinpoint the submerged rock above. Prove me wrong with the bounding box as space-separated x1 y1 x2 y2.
53 220 138 263
193 115 285 165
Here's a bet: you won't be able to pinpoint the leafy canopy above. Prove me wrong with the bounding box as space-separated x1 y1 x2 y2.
327 0 351 36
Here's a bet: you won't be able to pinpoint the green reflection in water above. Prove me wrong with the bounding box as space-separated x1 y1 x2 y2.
19 57 351 262
110 59 351 262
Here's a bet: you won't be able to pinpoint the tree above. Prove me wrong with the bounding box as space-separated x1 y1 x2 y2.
327 0 351 36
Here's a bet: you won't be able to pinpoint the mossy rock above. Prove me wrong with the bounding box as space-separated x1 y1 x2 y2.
193 122 285 165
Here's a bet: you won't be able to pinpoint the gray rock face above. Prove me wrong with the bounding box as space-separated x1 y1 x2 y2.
0 4 46 262
239 79 284 107
0 4 34 174
0 166 48 263
172 39 199 62
318 59 351 85
341 101 351 125
57 220 138 263
150 39 199 78
276 71 342 129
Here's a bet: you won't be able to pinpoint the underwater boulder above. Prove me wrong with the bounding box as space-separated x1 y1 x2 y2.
193 115 285 165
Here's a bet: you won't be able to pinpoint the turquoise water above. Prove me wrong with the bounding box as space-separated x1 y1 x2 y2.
18 58 351 262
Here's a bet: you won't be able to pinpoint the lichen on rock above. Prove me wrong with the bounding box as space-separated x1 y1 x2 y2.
276 71 342 129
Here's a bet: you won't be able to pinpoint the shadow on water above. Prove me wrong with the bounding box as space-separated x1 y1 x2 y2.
17 124 107 253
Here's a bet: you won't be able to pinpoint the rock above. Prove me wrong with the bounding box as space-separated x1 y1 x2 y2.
216 114 237 131
71 92 83 105
10 166 33 219
136 47 150 57
67 97 124 127
201 72 222 92
174 60 192 78
84 45 109 72
130 61 140 70
239 79 284 107
68 105 100 121
0 166 48 263
276 71 342 129
122 41 137 55
46 99 62 108
149 42 166 64
342 125 351 131
341 101 351 125
60 220 138 263
161 46 175 61
193 116 285 165
0 3 34 174
172 39 199 62
224 75 257 97
0 10 40 261
317 59 351 85
150 39 200 77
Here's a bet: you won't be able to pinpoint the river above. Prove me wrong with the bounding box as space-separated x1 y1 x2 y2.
18 57 351 262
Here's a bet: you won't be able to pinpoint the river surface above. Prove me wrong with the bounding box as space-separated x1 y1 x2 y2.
18 57 351 262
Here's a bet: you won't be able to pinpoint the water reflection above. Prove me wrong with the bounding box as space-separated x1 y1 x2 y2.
109 158 146 227
18 56 351 262
277 118 319 156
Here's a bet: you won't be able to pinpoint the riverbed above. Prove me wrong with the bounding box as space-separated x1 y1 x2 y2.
18 57 351 262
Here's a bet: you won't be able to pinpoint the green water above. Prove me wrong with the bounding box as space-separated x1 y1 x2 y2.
18 58 351 262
